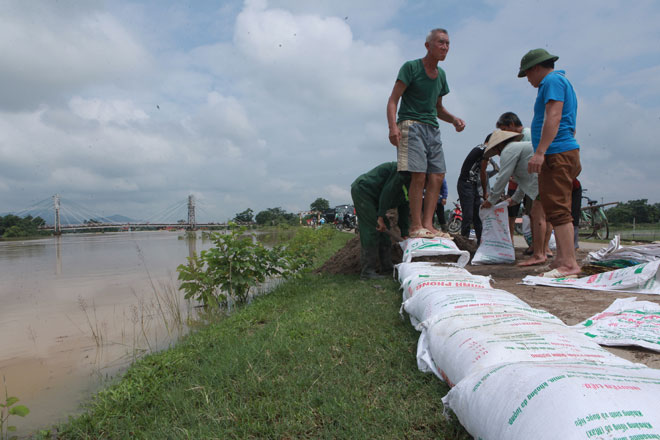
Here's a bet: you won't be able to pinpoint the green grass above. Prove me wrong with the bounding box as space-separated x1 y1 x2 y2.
608 223 660 242
54 230 469 439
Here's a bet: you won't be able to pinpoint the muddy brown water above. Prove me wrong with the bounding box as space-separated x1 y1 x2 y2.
0 231 217 436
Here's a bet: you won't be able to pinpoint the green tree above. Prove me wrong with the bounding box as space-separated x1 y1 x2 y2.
234 208 254 223
177 226 309 307
255 207 297 226
606 199 659 224
1 214 47 237
310 198 329 213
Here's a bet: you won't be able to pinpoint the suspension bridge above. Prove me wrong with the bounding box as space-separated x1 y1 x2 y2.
10 195 228 235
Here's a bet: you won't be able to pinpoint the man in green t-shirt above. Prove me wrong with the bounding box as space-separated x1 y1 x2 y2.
386 28 466 239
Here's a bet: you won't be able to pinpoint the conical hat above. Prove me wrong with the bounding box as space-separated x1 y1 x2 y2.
484 129 524 158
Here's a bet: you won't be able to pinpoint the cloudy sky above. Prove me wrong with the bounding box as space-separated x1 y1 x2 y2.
1 0 659 223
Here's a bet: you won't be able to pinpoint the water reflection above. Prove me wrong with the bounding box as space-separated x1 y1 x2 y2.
55 235 62 275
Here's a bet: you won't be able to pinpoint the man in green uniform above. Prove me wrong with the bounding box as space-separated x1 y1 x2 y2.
351 162 411 279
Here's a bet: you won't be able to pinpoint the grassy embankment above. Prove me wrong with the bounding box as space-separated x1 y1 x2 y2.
55 230 469 439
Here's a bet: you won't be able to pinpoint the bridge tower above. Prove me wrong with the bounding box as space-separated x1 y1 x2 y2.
53 194 62 236
187 195 196 230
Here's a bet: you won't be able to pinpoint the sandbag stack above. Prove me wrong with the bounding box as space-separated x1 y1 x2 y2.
396 238 660 439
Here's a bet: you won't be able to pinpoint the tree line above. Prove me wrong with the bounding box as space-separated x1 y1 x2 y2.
233 198 332 226
0 214 48 238
604 199 660 225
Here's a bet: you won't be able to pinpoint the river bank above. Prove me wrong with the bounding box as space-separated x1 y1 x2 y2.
52 230 469 438
37 230 660 438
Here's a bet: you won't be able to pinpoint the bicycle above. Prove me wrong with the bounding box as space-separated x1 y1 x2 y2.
579 192 617 240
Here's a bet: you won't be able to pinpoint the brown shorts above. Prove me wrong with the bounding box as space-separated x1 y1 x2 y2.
539 149 581 226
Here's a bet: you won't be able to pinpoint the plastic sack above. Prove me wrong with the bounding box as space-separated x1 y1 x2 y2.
395 262 471 285
443 360 660 440
522 214 532 246
399 237 470 266
420 308 630 386
573 297 660 352
522 260 660 294
471 202 515 265
548 231 556 251
400 273 493 303
403 287 524 329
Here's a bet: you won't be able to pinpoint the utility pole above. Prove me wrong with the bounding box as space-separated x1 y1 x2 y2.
187 195 196 230
53 194 61 236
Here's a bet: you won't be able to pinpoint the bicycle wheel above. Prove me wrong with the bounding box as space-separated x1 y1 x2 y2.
578 210 592 237
593 209 609 240
448 217 461 234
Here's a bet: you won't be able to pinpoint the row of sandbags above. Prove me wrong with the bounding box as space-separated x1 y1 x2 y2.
395 241 660 440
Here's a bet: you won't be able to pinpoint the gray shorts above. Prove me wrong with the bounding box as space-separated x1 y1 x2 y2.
396 120 446 174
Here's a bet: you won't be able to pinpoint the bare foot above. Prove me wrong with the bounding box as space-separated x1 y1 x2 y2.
517 255 547 267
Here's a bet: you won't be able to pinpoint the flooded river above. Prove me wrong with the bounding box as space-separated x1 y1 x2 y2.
0 231 215 435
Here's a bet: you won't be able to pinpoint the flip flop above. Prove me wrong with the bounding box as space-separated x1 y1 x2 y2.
541 268 578 279
434 231 453 240
410 228 436 239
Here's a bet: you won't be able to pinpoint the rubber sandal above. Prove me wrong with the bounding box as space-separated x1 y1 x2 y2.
541 268 578 279
434 231 453 240
410 228 437 239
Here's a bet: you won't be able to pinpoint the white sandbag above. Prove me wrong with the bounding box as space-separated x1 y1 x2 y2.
395 262 470 285
548 231 556 251
443 360 660 440
586 235 622 263
400 272 493 302
573 297 660 352
420 308 631 385
399 237 470 266
522 260 660 294
403 287 526 328
586 235 660 264
471 202 515 265
522 214 532 246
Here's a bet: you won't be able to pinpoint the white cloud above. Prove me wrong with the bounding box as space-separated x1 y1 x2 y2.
1 0 660 223
0 2 149 110
69 97 149 125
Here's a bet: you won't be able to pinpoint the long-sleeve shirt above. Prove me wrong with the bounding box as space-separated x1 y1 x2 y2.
351 162 411 236
487 141 538 205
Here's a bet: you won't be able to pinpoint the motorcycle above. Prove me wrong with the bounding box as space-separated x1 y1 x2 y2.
447 202 462 234
336 213 357 232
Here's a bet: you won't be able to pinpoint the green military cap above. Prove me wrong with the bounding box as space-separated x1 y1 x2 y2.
518 48 559 77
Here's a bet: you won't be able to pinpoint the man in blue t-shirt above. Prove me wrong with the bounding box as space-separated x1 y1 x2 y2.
386 28 466 239
518 48 581 277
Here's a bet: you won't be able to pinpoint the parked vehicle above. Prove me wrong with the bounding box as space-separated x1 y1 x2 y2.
323 208 336 224
337 213 357 231
447 202 462 234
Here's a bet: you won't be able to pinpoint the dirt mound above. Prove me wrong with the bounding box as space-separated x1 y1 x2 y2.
317 232 477 275
316 237 404 275
316 236 362 275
